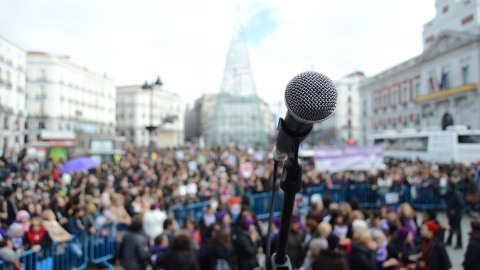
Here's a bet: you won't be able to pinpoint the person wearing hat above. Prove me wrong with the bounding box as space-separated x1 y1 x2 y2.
235 217 260 270
216 210 232 234
386 227 421 269
311 234 348 270
420 220 451 270
286 214 305 269
462 220 480 270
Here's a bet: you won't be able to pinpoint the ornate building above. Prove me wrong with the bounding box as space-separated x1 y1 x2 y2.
360 0 480 145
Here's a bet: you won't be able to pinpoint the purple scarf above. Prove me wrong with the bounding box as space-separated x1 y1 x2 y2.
403 217 417 239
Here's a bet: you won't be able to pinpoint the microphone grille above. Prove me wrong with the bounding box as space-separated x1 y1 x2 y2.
285 71 338 124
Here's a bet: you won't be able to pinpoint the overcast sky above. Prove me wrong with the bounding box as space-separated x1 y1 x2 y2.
0 0 436 109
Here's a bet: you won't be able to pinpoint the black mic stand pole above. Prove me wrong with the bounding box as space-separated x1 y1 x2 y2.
270 117 308 270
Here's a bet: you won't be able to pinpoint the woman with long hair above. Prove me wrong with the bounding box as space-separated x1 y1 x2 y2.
397 203 418 241
209 230 234 269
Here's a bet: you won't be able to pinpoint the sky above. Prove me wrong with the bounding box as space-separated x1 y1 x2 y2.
0 0 436 110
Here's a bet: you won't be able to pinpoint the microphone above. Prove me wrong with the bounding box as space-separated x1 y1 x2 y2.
273 71 338 161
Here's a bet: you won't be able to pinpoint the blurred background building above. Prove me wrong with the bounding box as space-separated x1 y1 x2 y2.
309 72 365 146
207 15 268 147
0 31 27 157
25 52 117 161
116 77 184 148
359 0 479 145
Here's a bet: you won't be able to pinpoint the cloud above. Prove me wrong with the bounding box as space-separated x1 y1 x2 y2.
0 0 435 108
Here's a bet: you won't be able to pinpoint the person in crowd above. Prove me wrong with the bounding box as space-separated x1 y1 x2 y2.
299 238 324 270
317 222 332 248
330 210 349 240
6 223 24 252
163 218 176 244
462 220 480 270
4 188 18 226
156 230 199 270
216 210 232 234
42 209 72 243
420 220 451 270
184 216 202 251
0 238 21 270
350 230 377 270
287 214 305 268
236 217 260 270
386 207 398 223
66 207 87 235
119 218 150 270
397 203 418 240
387 227 421 269
144 203 167 240
444 181 465 249
15 210 30 232
23 217 53 253
209 230 234 269
312 234 348 270
201 205 216 228
111 193 132 226
151 233 169 270
464 170 479 218
200 223 221 270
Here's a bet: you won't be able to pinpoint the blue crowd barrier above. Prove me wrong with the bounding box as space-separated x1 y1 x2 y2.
0 231 88 270
89 222 129 270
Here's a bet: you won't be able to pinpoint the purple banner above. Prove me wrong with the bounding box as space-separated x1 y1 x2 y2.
314 144 383 172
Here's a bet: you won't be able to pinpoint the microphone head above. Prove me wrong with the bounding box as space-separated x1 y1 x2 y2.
285 71 338 124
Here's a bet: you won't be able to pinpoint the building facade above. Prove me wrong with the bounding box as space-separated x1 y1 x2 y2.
25 52 116 145
310 72 365 146
0 31 27 157
359 0 480 145
116 80 184 148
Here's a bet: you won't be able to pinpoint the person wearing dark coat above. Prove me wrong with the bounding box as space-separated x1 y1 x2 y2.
387 227 421 269
443 181 465 249
286 215 304 269
311 234 349 270
462 221 480 270
420 220 451 270
119 218 151 270
65 207 87 235
156 230 199 270
4 188 18 226
209 230 234 270
234 217 260 270
349 231 377 270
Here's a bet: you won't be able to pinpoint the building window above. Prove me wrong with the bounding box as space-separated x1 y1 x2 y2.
402 86 408 105
6 71 11 87
348 96 352 103
415 82 421 99
374 95 379 112
363 100 367 116
348 85 352 91
348 120 351 128
463 66 470 84
382 93 387 110
4 117 8 129
392 89 398 108
444 72 450 89
39 121 45 129
40 69 46 81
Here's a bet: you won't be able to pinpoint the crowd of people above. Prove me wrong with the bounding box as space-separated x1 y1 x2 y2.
0 146 478 270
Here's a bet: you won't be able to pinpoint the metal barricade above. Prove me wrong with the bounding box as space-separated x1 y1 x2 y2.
174 201 211 227
252 191 284 220
89 223 120 270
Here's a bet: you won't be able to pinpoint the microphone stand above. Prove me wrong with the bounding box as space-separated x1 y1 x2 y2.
270 117 307 270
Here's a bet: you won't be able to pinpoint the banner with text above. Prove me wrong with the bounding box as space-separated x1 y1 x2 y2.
314 144 383 172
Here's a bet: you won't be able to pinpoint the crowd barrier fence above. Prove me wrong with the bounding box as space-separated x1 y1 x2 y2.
0 231 88 270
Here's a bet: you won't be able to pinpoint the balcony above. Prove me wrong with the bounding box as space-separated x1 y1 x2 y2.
416 84 477 103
